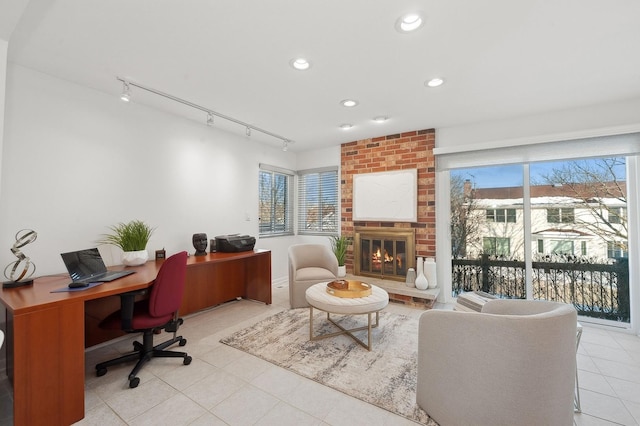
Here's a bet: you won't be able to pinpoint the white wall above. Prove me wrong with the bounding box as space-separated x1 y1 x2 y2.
436 98 640 150
0 65 299 282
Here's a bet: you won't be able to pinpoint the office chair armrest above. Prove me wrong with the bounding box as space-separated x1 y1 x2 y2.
119 289 146 331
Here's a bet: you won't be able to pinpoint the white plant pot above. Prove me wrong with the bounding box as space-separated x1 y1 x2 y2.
415 257 429 290
337 265 346 277
424 257 438 289
122 250 149 266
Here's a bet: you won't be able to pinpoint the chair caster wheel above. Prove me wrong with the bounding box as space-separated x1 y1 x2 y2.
129 377 140 388
96 367 107 377
179 338 187 346
184 356 192 365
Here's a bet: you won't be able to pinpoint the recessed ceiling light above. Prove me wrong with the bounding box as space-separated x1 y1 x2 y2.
340 123 353 130
373 116 388 123
395 13 424 33
290 58 311 70
425 78 444 87
340 99 359 107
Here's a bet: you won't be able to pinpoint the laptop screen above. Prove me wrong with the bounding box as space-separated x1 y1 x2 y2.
60 248 108 281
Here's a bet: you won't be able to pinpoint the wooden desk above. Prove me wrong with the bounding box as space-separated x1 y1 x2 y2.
1 249 271 426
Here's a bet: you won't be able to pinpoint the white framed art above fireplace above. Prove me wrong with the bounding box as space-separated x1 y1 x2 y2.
353 169 417 222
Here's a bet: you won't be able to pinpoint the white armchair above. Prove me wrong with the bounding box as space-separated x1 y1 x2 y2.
288 244 338 308
417 299 577 426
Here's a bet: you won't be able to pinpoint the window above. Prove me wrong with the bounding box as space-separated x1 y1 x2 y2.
444 136 636 323
483 237 510 256
550 240 574 255
607 241 628 259
537 239 544 253
609 207 626 224
547 208 574 223
486 208 516 223
581 241 587 256
259 165 293 237
297 167 339 235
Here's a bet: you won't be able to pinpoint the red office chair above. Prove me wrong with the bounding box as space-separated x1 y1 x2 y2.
95 251 192 388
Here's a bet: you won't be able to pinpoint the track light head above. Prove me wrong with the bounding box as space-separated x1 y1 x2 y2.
246 127 252 136
206 112 214 126
120 82 131 102
282 140 288 151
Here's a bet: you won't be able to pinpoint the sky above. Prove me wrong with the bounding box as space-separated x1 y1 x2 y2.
452 158 626 189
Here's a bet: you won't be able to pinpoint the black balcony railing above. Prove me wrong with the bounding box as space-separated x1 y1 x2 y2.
452 255 630 323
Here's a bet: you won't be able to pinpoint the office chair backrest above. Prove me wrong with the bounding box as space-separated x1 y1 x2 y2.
148 251 188 318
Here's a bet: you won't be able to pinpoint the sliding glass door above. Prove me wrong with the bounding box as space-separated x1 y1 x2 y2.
450 157 630 324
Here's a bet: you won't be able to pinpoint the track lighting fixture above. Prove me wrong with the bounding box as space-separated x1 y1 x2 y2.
282 140 289 151
120 81 131 102
115 77 294 151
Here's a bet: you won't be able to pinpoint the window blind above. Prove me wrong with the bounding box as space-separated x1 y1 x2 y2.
297 167 339 235
435 132 640 171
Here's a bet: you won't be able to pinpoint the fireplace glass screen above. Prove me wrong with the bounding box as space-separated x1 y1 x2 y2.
354 227 415 282
359 238 407 278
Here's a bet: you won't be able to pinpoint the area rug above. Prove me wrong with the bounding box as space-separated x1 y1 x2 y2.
220 308 437 425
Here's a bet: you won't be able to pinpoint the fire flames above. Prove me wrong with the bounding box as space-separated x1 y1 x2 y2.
373 247 402 268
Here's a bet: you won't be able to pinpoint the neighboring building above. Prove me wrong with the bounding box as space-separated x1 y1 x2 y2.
462 180 628 260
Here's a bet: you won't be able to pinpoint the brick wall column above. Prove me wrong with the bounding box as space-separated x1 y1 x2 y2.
341 129 436 273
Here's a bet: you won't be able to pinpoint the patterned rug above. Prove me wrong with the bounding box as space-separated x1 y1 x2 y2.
220 308 437 425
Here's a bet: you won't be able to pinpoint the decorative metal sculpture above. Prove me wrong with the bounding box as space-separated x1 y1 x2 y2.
3 229 37 288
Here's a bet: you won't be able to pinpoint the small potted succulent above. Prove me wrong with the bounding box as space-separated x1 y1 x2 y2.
99 220 155 266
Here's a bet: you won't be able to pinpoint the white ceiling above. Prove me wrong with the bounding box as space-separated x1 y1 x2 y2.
3 0 640 152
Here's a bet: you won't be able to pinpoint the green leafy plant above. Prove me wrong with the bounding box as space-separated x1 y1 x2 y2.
330 235 350 266
99 220 155 252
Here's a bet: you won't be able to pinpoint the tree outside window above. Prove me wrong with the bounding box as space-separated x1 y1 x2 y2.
259 167 293 236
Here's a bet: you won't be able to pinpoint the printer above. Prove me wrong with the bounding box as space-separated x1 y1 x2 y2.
215 234 256 252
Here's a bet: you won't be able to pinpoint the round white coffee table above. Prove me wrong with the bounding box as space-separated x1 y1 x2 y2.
305 282 389 350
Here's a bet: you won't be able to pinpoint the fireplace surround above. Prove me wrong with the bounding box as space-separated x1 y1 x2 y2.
340 129 436 277
354 227 416 282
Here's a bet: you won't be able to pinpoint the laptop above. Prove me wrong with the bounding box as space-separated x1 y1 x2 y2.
61 248 135 284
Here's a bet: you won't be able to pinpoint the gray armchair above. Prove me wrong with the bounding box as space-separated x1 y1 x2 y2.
417 299 577 426
288 244 338 308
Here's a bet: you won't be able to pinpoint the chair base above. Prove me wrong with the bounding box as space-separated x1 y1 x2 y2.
96 329 192 388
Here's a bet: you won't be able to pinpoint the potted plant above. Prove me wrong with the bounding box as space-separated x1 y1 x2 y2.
330 235 349 277
99 220 155 266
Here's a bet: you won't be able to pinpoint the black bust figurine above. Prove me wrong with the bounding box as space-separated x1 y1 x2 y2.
192 233 208 256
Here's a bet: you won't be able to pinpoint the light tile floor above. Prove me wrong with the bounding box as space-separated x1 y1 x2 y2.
1 284 639 425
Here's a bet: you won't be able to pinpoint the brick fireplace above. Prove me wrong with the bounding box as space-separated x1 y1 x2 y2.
341 129 436 277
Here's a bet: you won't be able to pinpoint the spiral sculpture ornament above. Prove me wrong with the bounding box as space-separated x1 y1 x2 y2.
3 229 37 288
